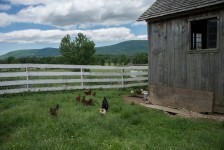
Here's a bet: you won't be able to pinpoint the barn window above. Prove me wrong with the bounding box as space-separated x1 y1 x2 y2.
191 18 217 50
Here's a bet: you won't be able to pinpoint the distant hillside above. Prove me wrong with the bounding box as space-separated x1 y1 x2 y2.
0 48 60 60
96 40 148 55
0 40 148 59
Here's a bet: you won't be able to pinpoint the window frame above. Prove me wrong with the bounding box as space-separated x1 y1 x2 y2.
188 15 219 54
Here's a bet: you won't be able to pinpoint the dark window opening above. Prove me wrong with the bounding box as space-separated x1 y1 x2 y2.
191 18 217 50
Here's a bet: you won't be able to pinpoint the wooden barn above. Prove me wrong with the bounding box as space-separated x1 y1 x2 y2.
138 0 224 113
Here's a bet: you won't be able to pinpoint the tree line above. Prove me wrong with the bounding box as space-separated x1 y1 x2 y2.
0 53 148 66
0 33 148 65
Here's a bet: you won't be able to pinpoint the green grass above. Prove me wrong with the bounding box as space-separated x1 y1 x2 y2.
1 89 224 150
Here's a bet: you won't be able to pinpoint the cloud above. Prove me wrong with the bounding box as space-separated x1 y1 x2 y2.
0 27 147 44
8 0 46 5
0 13 16 27
0 4 11 10
2 0 155 28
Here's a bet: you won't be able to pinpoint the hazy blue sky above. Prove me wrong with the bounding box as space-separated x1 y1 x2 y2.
0 0 155 55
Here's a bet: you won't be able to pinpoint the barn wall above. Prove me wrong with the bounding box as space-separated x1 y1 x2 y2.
148 9 224 113
218 9 224 113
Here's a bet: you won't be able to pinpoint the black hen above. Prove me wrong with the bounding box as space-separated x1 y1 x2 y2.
102 97 109 110
49 104 59 117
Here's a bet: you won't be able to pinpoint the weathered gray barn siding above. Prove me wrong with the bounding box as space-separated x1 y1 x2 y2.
148 10 224 113
220 9 224 112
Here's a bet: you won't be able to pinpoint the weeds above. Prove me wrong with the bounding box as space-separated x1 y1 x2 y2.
0 89 224 150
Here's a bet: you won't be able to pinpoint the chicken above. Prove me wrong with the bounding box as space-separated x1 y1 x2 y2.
82 96 93 106
76 94 81 102
102 97 109 110
84 89 92 95
135 89 143 95
100 108 106 115
49 104 59 117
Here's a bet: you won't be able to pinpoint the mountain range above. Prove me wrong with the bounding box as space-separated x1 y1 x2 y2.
0 40 148 59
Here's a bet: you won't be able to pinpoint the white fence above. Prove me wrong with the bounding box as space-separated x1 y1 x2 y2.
0 64 148 94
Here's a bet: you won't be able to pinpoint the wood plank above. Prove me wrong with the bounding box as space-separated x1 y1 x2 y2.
123 77 148 82
194 54 202 90
0 82 148 95
140 103 198 116
174 18 188 88
0 64 28 69
181 18 189 87
220 10 224 107
200 54 210 91
0 77 148 87
159 20 168 86
156 22 165 86
124 72 148 76
124 96 224 120
150 85 213 113
18 71 148 77
0 80 27 86
213 106 224 114
210 53 222 106
141 103 224 121
0 72 27 77
0 64 148 70
28 72 82 76
188 54 201 90
173 18 188 88
150 23 160 86
173 19 179 88
26 64 108 69
166 20 173 87
147 23 151 93
28 71 120 77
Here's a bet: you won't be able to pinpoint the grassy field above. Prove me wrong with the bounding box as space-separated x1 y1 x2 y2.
1 89 224 150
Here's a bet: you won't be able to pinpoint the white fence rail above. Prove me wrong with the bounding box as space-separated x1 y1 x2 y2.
0 64 148 94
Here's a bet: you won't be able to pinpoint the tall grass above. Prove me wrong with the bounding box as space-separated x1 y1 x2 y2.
1 89 224 150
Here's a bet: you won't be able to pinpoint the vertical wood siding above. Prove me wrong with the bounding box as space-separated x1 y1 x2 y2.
221 10 224 107
148 10 224 112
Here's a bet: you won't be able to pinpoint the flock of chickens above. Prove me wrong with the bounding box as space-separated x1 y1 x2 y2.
130 89 144 95
49 89 109 117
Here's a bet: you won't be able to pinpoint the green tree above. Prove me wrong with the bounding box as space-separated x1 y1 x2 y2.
112 57 118 66
59 33 95 65
108 60 111 66
100 57 105 66
118 54 128 65
7 56 20 64
133 53 148 64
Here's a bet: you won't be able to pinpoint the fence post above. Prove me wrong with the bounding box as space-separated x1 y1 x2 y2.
121 68 124 87
26 65 29 90
80 68 84 87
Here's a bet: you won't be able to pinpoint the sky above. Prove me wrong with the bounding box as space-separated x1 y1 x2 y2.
0 0 155 56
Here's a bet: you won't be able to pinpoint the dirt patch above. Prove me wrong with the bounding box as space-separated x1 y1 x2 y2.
124 96 224 121
124 95 145 104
